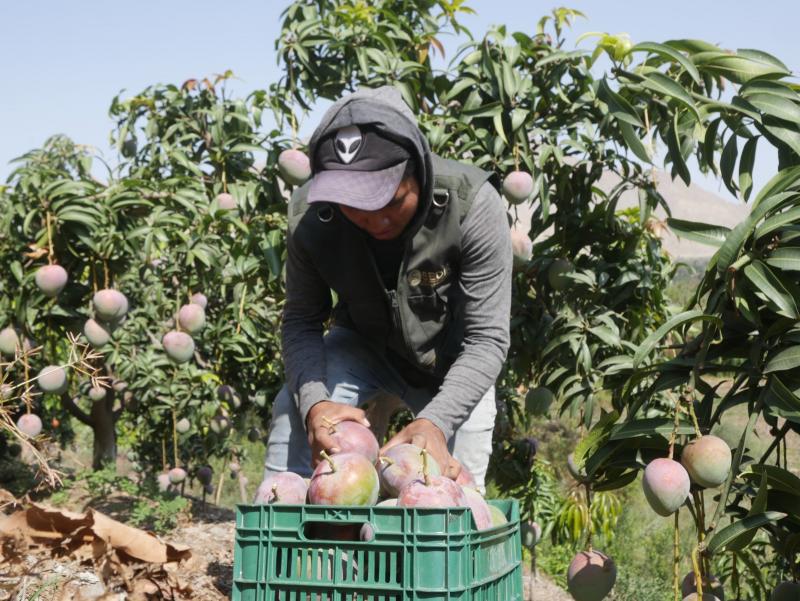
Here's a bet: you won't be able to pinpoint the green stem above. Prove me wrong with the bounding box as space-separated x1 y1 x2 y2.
668 392 682 460
691 546 704 598
709 372 748 425
172 408 178 468
757 422 790 465
585 483 593 552
673 511 680 601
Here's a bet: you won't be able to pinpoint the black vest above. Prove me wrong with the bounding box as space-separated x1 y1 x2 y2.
288 155 493 382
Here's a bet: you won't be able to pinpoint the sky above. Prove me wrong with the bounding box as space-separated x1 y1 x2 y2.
1 1 797 202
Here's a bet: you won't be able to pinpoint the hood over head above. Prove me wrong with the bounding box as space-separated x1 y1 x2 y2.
306 86 433 216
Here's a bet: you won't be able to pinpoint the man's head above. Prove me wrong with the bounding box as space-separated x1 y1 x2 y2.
307 125 420 240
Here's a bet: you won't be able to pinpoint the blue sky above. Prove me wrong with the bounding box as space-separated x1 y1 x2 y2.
1 1 797 200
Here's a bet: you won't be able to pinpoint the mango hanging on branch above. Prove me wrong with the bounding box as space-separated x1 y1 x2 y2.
277 149 311 186
35 264 68 298
502 171 533 204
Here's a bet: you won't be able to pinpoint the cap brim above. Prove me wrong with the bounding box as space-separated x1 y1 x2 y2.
307 161 407 211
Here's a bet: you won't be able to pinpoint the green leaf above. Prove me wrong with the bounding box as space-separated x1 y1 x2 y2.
592 470 639 492
610 418 696 440
734 550 770 595
665 39 721 54
744 93 800 123
588 325 621 348
705 512 786 555
739 136 758 201
169 150 203 176
666 113 691 185
461 101 503 118
727 474 769 551
717 190 800 273
598 78 643 127
741 463 800 496
765 347 800 373
629 42 702 86
726 471 769 552
229 143 265 154
393 81 417 112
693 50 790 84
740 80 800 102
703 117 721 175
667 218 730 247
737 48 790 72
441 77 478 103
751 165 800 210
639 72 701 120
764 377 800 424
261 229 283 280
501 62 517 99
633 310 720 367
755 206 800 240
56 209 99 227
573 410 620 470
743 260 800 319
619 122 652 163
510 108 528 132
720 133 739 197
765 247 800 271
761 116 800 157
493 112 508 145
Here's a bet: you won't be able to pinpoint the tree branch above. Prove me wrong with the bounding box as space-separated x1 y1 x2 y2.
60 393 93 427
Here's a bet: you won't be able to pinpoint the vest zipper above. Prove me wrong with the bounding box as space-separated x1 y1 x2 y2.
387 289 402 332
364 246 410 354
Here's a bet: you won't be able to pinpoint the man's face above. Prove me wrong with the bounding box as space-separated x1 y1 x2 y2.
339 176 420 240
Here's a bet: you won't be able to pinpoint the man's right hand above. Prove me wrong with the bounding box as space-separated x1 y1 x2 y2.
306 401 371 468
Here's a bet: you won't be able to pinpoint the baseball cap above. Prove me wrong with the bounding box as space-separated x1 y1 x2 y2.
307 125 411 211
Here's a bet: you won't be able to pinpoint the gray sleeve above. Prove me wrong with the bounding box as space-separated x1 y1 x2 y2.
281 224 333 427
416 181 512 440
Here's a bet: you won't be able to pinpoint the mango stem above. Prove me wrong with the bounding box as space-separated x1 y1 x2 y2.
320 450 336 472
421 449 430 486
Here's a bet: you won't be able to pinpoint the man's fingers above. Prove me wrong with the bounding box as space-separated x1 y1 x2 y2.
343 406 371 427
326 405 371 428
378 431 404 456
444 458 462 481
313 427 339 455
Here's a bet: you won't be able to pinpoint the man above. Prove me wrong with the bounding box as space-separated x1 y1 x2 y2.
264 86 511 491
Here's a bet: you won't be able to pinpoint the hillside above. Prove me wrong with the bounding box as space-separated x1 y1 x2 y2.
512 170 750 260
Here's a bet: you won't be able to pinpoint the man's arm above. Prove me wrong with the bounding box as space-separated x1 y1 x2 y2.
281 224 333 425
415 181 513 441
282 224 373 464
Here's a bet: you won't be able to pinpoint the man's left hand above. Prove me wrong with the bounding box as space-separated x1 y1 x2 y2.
379 418 462 481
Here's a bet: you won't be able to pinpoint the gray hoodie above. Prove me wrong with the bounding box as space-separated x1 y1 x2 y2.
281 86 512 440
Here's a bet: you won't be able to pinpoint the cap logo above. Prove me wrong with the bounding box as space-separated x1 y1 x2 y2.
334 125 363 164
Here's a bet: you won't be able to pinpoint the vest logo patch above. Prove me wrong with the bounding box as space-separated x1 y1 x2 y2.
408 266 449 288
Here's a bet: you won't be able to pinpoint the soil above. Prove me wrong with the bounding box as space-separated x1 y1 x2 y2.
2 492 571 601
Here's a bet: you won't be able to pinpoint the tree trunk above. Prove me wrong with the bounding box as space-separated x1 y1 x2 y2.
90 393 117 469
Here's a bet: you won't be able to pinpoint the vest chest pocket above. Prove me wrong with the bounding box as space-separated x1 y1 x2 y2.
407 281 452 333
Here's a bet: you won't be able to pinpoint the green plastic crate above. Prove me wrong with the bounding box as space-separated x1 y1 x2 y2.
233 498 523 601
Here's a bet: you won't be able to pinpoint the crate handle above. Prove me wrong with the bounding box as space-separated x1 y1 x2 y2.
302 520 377 543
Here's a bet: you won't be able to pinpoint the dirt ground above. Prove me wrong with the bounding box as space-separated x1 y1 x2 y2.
1 495 570 601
